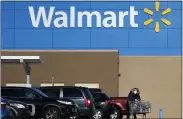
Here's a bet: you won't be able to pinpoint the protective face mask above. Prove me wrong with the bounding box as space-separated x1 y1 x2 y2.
134 90 137 94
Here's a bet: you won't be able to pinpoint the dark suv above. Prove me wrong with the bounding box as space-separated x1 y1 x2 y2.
1 86 78 119
39 86 96 118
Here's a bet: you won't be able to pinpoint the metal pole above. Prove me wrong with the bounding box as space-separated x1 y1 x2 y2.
26 75 30 84
52 77 54 86
25 75 31 87
23 62 31 85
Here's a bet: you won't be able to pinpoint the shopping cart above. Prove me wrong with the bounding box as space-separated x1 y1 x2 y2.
129 100 151 119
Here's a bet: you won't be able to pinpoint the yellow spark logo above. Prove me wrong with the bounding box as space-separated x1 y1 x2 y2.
144 1 171 33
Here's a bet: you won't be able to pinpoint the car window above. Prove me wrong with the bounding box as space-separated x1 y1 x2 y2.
63 88 83 98
19 89 41 99
83 88 94 101
89 89 102 93
1 88 20 97
41 89 60 98
32 88 48 97
93 93 110 102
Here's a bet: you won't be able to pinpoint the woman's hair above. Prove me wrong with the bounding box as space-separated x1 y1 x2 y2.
131 88 140 94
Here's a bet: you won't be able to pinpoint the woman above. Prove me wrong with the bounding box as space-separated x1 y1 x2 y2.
126 88 141 119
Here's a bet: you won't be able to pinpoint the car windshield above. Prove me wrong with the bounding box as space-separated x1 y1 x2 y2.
32 88 48 97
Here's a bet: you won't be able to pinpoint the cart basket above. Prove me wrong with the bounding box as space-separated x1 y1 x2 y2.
129 100 151 114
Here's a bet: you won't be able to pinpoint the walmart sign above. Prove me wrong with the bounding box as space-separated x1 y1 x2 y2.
1 1 182 56
29 6 138 28
29 1 172 33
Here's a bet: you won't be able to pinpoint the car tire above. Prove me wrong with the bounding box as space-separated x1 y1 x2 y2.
110 108 120 119
44 107 61 119
93 108 104 119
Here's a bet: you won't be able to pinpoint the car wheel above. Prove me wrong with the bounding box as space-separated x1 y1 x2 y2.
110 108 120 119
44 107 61 119
93 109 104 119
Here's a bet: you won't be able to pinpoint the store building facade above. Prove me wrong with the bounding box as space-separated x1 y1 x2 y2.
1 1 182 118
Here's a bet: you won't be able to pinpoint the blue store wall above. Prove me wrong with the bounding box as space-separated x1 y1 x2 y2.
1 1 182 56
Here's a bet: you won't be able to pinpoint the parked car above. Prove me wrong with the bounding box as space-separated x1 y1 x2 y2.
89 88 103 93
111 97 128 119
2 98 30 119
91 92 120 119
1 86 78 119
39 86 96 118
88 88 127 119
1 98 14 119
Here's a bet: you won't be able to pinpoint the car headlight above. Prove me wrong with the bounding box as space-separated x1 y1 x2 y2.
57 100 72 105
10 103 25 108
